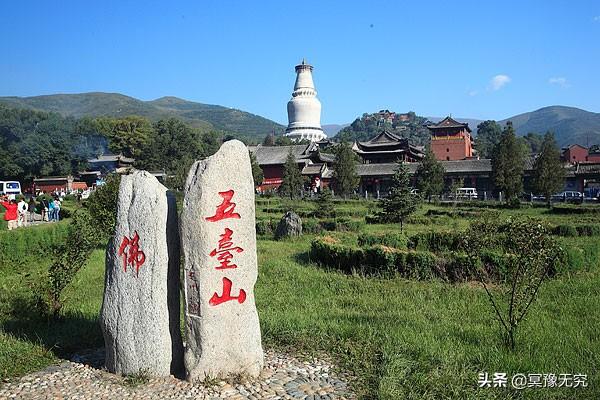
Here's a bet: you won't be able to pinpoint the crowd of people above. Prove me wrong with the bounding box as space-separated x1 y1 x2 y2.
1 194 62 230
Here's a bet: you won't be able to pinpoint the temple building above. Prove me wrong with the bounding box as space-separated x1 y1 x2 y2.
427 116 474 161
284 60 327 142
353 130 425 164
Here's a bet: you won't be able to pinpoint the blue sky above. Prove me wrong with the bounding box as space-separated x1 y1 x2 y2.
1 1 599 125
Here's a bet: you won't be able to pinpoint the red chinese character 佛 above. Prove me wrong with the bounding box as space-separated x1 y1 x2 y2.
205 190 241 222
209 277 246 306
209 227 244 269
118 231 146 277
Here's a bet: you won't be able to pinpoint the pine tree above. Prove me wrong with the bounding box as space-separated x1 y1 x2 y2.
492 122 525 203
415 148 445 202
532 132 564 206
333 141 359 198
249 150 264 187
315 187 335 218
279 149 303 199
380 162 418 231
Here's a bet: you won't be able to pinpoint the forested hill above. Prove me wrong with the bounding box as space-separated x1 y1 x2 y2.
0 92 285 140
334 111 431 145
499 106 600 147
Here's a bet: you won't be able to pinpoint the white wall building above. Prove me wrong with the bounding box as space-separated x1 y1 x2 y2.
284 59 327 142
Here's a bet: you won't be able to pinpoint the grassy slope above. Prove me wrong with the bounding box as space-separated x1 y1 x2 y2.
0 203 598 399
0 93 284 139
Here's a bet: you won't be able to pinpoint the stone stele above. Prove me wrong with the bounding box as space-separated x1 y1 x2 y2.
181 139 264 381
100 170 183 377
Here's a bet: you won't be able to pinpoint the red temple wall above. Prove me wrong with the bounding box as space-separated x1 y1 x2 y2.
431 138 472 161
563 146 588 163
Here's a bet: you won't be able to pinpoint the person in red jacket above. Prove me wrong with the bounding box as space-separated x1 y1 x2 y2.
1 195 19 230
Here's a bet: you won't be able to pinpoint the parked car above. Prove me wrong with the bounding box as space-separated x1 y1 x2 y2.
551 191 583 204
455 187 478 200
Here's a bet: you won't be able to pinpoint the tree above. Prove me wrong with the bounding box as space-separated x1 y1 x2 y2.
250 150 264 187
475 120 502 158
314 187 335 218
415 148 445 202
522 132 544 154
379 162 418 231
532 132 564 206
464 217 562 349
262 133 275 146
492 122 525 203
98 116 152 158
333 141 360 198
279 149 303 199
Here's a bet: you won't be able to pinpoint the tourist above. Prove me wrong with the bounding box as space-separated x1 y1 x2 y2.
0 195 19 231
17 197 28 227
28 197 36 223
40 197 49 222
53 197 61 222
48 198 55 222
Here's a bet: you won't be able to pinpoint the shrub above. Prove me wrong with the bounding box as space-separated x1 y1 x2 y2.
309 236 364 273
255 219 277 236
303 219 323 234
550 205 600 215
404 251 438 280
45 209 104 316
84 174 121 237
463 217 563 349
552 224 578 237
408 231 463 252
358 233 408 249
576 225 600 236
365 214 383 224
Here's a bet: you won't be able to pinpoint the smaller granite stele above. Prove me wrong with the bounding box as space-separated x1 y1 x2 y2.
181 139 264 381
100 170 183 377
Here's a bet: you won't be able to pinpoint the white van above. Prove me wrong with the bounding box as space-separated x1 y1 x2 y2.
0 181 22 199
455 187 478 200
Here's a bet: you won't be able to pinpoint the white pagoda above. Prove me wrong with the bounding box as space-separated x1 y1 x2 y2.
284 59 327 142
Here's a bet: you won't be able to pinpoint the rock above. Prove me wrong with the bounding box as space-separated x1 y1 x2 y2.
275 211 302 239
181 139 264 381
100 170 183 377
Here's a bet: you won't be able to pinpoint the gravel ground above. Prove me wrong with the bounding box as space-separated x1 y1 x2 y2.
0 348 355 399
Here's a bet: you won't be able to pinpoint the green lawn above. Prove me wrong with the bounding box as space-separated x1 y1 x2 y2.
1 200 599 399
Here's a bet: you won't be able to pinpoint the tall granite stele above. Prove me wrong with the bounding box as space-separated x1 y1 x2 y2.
100 170 183 376
181 139 264 381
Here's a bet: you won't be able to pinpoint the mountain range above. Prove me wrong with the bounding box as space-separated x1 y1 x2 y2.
0 93 598 147
0 92 284 140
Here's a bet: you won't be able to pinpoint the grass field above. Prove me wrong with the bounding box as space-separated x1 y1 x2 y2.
1 199 599 399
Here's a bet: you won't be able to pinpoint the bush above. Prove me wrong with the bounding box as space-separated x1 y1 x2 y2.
551 224 600 237
45 209 104 316
404 251 438 280
576 225 600 236
358 233 408 249
84 174 121 237
303 219 324 234
309 236 365 273
408 231 463 252
550 205 600 215
552 224 578 237
255 219 277 236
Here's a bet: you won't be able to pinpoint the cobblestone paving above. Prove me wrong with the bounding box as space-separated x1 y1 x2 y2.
0 349 355 399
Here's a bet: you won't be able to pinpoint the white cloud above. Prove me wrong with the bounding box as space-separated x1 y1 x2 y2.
549 77 570 88
468 90 478 97
490 74 511 90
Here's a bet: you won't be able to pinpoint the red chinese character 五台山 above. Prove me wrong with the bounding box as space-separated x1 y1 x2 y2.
118 231 146 277
209 227 244 269
205 190 241 222
209 277 246 306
